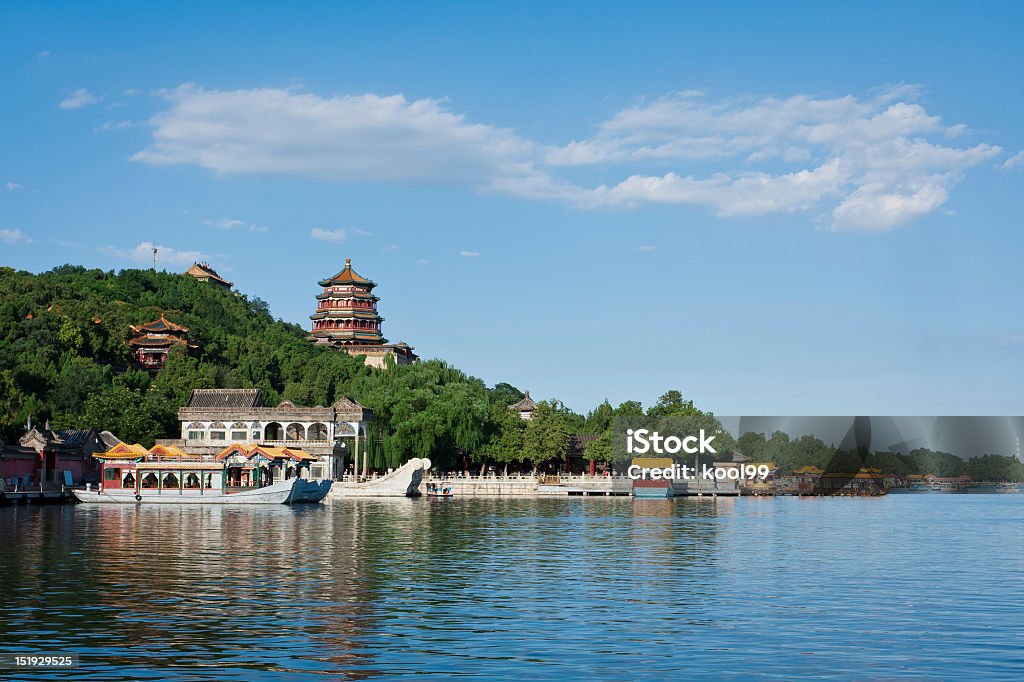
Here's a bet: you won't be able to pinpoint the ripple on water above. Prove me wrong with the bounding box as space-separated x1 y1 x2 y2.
0 496 1023 679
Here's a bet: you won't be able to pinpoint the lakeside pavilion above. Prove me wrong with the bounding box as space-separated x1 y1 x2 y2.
158 388 374 480
308 258 418 368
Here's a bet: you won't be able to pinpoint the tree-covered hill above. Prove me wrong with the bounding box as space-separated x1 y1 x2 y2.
0 265 371 440
0 265 575 471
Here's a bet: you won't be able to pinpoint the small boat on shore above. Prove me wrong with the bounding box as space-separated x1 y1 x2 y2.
426 481 454 498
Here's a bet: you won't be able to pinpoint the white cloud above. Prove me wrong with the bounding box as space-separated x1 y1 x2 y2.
38 50 50 58
59 88 99 109
417 258 430 265
99 241 208 266
97 120 132 132
130 83 1003 232
132 84 535 184
832 183 948 232
590 158 845 217
5 181 21 191
311 227 347 242
637 244 656 252
382 244 399 252
459 250 481 257
1003 150 1024 170
542 89 1000 231
205 217 269 232
0 229 33 244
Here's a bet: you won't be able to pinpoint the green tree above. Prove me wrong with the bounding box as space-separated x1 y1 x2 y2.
966 454 1024 481
646 389 698 418
56 317 84 354
583 400 614 434
82 385 162 446
583 429 613 462
615 400 644 417
522 400 571 472
480 401 527 474
0 370 28 439
488 382 524 407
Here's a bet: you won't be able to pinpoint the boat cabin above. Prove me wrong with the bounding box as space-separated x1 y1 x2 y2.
94 442 319 497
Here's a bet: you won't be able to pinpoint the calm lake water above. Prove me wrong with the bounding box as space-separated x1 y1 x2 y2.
1 496 1023 680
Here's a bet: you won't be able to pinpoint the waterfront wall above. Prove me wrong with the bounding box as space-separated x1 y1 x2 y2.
425 474 631 497
433 476 540 497
326 468 632 498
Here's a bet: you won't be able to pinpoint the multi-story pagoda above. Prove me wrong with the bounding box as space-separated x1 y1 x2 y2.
309 258 418 368
128 315 197 371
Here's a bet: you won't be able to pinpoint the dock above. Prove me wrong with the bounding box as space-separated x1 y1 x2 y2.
0 483 74 505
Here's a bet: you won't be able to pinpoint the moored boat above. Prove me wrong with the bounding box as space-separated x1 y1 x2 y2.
73 477 299 504
72 442 331 505
426 481 454 498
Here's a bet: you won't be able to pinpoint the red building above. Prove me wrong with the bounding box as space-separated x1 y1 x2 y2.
308 258 418 368
128 315 196 371
1 425 118 486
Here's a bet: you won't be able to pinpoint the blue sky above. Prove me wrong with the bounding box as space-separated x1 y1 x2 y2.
2 2 1024 415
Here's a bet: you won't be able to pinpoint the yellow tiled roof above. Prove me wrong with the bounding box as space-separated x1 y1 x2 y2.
103 443 150 457
283 448 318 461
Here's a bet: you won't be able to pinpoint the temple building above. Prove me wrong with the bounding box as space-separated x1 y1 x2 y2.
128 315 197 371
164 388 374 480
2 424 120 485
185 262 233 290
308 258 418 368
510 391 537 420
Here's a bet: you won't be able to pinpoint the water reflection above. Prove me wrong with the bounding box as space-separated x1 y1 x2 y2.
1 496 1023 679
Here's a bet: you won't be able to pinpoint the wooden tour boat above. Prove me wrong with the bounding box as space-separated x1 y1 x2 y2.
72 443 332 505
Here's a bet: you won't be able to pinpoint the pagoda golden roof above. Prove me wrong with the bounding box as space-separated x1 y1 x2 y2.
319 258 375 288
130 315 189 334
